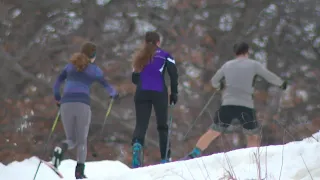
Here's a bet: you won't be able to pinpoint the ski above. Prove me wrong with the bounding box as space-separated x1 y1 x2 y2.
35 156 64 179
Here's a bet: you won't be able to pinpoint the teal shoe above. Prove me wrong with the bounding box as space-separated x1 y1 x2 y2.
132 142 143 168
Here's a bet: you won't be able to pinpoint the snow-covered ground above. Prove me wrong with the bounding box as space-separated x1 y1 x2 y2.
1 131 320 180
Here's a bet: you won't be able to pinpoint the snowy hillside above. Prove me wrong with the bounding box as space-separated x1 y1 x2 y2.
1 131 320 180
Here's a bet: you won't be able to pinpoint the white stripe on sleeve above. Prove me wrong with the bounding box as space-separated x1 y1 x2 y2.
167 57 175 64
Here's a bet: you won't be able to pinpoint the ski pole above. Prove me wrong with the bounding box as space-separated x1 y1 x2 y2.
33 110 61 180
165 104 174 161
91 98 114 157
99 98 114 135
182 91 217 141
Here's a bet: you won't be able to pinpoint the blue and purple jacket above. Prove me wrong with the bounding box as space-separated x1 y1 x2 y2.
132 48 178 94
53 63 117 105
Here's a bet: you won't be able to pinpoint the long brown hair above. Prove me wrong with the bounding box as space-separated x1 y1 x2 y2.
132 31 160 72
69 42 97 72
69 52 90 71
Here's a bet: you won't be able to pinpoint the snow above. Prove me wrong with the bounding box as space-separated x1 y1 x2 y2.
1 131 320 180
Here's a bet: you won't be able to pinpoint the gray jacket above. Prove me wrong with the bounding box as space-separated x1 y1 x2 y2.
211 58 284 109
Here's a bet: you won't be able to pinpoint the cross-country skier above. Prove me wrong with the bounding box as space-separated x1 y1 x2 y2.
131 31 179 168
184 42 287 160
51 42 118 179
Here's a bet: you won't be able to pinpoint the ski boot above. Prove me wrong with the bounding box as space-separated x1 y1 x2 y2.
160 149 172 164
180 147 201 161
51 142 68 168
75 163 87 179
180 154 195 160
132 142 143 168
160 157 172 164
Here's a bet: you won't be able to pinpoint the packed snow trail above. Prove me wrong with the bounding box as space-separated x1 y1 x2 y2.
1 131 320 180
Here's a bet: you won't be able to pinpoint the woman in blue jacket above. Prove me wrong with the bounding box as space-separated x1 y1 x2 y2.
52 42 118 179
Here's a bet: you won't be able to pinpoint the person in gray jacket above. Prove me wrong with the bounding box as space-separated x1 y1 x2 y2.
184 42 287 159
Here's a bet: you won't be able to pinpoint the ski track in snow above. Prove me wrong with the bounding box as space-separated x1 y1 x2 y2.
1 131 320 180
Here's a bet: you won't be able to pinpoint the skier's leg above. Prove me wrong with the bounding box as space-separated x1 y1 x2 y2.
74 103 91 179
51 103 76 168
132 100 152 146
60 103 77 150
240 107 261 147
152 91 169 162
185 106 233 159
194 129 221 151
132 94 152 168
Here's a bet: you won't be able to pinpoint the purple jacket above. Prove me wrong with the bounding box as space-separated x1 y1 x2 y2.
132 48 178 94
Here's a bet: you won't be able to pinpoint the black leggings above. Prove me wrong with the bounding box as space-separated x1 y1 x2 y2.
132 90 170 159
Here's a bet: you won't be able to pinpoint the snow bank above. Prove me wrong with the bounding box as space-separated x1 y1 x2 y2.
113 132 320 180
0 157 130 180
1 131 319 180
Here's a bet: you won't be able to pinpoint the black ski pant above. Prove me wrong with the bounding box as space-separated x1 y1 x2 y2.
132 90 170 159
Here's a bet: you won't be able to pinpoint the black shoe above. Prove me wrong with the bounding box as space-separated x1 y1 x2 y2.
75 163 87 179
51 142 68 168
180 154 196 161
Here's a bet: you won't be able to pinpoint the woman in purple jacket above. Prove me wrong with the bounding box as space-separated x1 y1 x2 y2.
131 31 179 168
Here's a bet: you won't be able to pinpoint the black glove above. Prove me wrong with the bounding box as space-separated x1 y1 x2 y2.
110 93 120 100
132 72 140 85
280 81 287 90
169 93 178 105
219 81 225 91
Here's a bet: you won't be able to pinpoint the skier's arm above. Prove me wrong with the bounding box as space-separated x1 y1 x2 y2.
53 65 68 101
254 61 284 87
166 55 179 94
211 66 224 90
95 66 117 96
